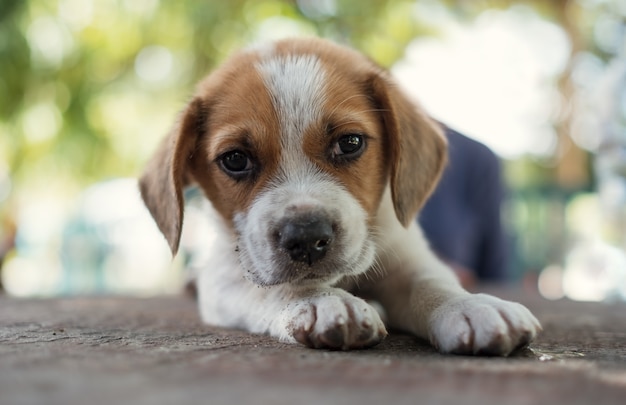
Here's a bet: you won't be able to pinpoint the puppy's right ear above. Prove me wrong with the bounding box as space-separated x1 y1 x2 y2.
139 98 206 255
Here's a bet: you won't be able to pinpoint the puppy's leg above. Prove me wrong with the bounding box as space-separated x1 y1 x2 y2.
196 264 387 350
276 288 388 350
370 222 541 356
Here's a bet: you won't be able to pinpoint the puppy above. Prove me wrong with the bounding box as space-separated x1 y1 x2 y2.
139 37 541 355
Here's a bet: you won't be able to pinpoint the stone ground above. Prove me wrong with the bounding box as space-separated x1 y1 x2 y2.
1 288 625 405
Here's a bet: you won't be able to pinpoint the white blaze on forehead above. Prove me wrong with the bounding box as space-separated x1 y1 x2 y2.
256 53 326 157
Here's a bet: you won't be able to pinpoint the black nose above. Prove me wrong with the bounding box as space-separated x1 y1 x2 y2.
278 216 333 265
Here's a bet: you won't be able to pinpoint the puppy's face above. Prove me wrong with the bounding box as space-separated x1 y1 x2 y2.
140 38 447 287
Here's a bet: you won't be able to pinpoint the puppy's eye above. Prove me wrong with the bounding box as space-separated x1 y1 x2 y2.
332 134 365 159
219 150 253 175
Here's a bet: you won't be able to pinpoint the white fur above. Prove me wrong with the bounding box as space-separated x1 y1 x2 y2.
367 187 542 354
256 53 325 145
256 54 326 180
197 184 541 353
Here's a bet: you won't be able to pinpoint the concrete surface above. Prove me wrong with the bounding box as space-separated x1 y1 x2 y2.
1 289 625 405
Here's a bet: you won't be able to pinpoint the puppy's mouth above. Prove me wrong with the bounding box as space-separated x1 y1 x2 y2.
236 228 374 287
301 272 331 281
253 262 341 287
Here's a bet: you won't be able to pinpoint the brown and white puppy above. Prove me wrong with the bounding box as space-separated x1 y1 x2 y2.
139 37 541 354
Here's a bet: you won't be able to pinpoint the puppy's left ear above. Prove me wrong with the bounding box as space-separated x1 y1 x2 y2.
368 73 447 227
139 98 205 254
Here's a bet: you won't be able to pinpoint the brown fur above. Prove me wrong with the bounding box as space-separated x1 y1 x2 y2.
139 37 447 254
366 72 447 226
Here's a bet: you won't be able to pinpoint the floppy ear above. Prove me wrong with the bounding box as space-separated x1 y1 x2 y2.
139 98 206 254
368 73 447 227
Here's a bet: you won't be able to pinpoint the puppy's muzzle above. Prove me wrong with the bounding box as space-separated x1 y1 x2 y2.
276 214 334 266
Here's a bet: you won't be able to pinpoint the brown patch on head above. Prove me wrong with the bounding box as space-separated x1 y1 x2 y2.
299 84 389 220
139 49 284 253
186 52 283 223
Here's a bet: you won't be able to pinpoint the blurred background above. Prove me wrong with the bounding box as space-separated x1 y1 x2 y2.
0 0 625 301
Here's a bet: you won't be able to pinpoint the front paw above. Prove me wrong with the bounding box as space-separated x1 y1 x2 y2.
429 294 542 356
280 293 387 350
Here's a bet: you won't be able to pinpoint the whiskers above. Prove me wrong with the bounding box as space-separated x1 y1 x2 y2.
326 94 363 118
334 225 389 292
325 109 390 132
366 225 390 280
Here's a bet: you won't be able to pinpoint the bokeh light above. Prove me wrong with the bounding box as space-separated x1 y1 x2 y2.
1 0 625 300
393 6 570 158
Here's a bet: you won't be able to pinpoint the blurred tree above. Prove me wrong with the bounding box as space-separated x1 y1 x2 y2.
4 0 593 197
0 0 438 192
0 0 620 290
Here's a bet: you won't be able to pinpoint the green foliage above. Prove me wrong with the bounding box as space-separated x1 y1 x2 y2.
0 0 442 200
2 0 619 288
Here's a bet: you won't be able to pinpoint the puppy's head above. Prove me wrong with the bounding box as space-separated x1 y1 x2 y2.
140 38 446 286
